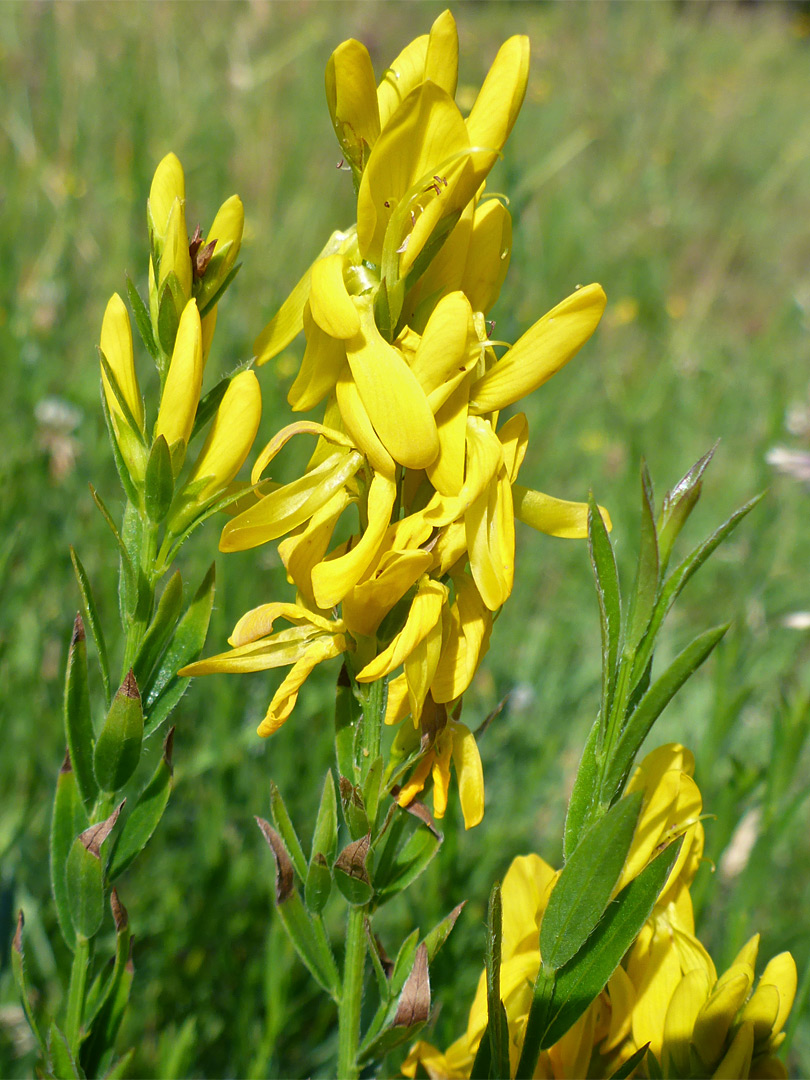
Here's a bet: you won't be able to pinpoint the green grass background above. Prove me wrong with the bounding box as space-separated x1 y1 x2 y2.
2 1 810 1075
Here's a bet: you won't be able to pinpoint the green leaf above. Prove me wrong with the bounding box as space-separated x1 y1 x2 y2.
423 901 466 963
470 1017 493 1079
125 274 158 360
69 548 111 708
362 754 384 830
335 664 360 782
268 781 308 884
48 1021 85 1079
99 390 141 507
133 571 184 691
632 494 762 688
625 463 660 652
94 671 144 793
11 913 46 1054
563 715 601 860
540 841 683 1049
485 884 510 1080
339 776 370 840
307 772 338 911
389 929 420 999
333 835 373 906
109 729 174 880
144 435 175 523
119 500 148 633
100 1050 135 1080
541 792 642 971
144 563 215 725
64 615 98 809
657 444 717 572
80 893 132 1077
604 625 729 803
198 261 241 319
588 495 622 734
190 372 232 442
66 806 123 938
157 276 182 356
304 854 332 915
87 487 136 627
256 818 340 1001
374 816 442 901
607 1042 651 1079
50 754 89 951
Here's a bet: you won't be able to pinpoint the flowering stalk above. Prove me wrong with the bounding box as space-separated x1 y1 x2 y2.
13 155 260 1078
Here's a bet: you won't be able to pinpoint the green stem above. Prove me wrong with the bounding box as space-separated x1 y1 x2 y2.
65 933 90 1054
337 905 366 1080
359 677 386 783
121 516 160 676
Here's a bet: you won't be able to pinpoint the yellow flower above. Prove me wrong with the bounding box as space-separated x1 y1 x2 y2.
148 151 184 248
196 193 244 309
185 369 262 501
180 602 348 737
154 298 203 458
100 293 145 435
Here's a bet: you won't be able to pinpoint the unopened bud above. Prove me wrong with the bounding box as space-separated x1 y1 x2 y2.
154 299 203 459
185 370 262 501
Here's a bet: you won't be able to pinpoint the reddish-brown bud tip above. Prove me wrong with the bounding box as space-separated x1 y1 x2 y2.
60 748 73 774
111 888 129 932
163 727 175 772
71 613 85 646
121 669 140 701
13 911 24 954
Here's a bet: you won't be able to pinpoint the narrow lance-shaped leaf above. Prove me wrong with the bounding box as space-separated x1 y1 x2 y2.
334 663 360 782
80 891 132 1077
145 563 215 728
109 728 174 880
50 752 89 951
66 804 124 938
422 901 466 963
70 547 111 708
357 944 431 1062
374 811 443 902
485 883 511 1080
99 388 140 508
64 615 98 809
625 463 660 653
305 772 338 914
657 443 717 573
268 780 308 884
94 671 144 793
133 571 184 690
588 495 622 737
540 792 642 972
125 274 159 360
48 1021 84 1079
539 840 683 1050
255 818 341 1001
144 435 174 523
603 624 730 805
12 913 46 1054
563 715 601 860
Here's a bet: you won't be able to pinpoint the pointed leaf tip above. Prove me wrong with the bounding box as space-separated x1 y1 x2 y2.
71 612 85 646
60 748 72 774
80 801 125 858
163 726 175 772
255 817 295 902
111 888 128 932
122 669 140 700
394 943 431 1027
13 910 23 953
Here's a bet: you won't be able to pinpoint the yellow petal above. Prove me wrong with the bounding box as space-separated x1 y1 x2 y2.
431 727 453 818
426 378 470 497
342 549 432 638
384 672 411 725
287 304 347 411
405 606 445 721
407 198 475 328
357 81 470 267
451 721 484 829
207 194 244 263
425 9 458 98
424 414 503 528
498 413 529 483
310 253 361 339
278 490 352 607
740 984 782 1045
311 470 398 609
230 602 343 647
462 198 512 315
693 969 754 1069
254 228 354 365
377 34 429 132
410 291 475 396
187 370 261 499
100 293 144 432
513 485 612 538
148 152 184 239
159 196 192 301
731 935 761 975
336 364 396 479
627 924 684 1059
432 573 491 701
325 39 381 172
155 299 202 450
201 305 217 365
345 295 439 469
604 964 636 1052
712 1020 754 1079
470 284 607 413
221 450 363 552
662 967 712 1077
756 953 797 1038
397 751 434 808
466 467 514 611
181 625 327 676
257 635 346 736
251 420 354 485
465 36 529 188
356 575 447 681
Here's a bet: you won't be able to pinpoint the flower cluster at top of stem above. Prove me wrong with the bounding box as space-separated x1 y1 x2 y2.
403 745 797 1079
100 153 262 570
182 11 609 829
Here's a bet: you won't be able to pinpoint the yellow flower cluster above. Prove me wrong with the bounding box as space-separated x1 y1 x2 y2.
100 154 261 520
184 12 608 828
402 746 797 1079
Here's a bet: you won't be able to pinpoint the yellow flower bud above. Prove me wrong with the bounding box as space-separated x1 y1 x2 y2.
154 299 203 453
148 152 185 243
99 293 144 433
187 370 262 500
158 196 192 303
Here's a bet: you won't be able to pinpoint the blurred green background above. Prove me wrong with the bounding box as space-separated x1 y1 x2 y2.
2 1 810 1076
